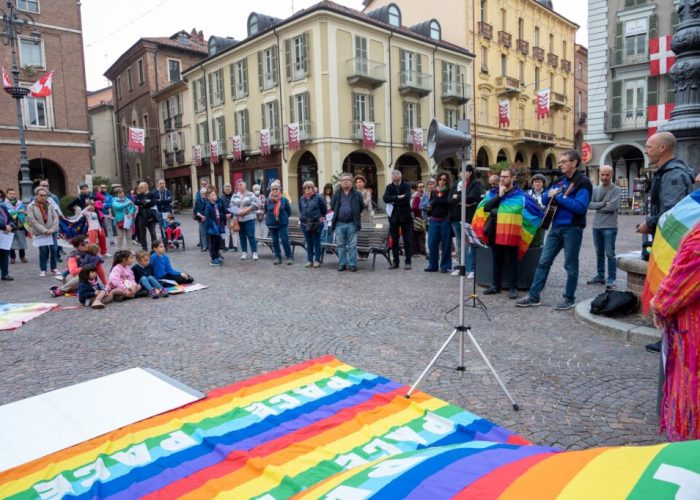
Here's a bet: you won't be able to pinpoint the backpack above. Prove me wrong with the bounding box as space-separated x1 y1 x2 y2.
590 290 639 317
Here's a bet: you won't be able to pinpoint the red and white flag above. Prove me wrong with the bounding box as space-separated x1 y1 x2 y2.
412 128 424 153
210 141 219 164
362 121 375 149
193 145 202 167
2 66 12 90
498 99 510 128
127 127 145 153
260 128 271 156
537 89 551 120
288 122 300 151
650 36 675 76
648 103 674 137
29 70 54 98
232 136 242 160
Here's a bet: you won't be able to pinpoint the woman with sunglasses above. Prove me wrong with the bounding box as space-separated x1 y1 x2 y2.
425 173 452 273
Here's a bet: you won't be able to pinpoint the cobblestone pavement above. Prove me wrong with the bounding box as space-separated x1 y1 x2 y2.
0 213 663 450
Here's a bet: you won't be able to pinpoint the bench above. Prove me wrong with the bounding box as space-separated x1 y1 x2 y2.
320 224 391 271
256 218 306 258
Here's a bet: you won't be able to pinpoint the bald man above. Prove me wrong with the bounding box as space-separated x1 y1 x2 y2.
587 165 621 288
639 132 695 235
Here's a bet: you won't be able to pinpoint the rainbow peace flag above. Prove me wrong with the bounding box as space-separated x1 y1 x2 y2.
0 303 59 331
1 357 697 499
642 190 700 314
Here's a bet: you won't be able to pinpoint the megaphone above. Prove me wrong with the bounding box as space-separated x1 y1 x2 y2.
427 118 472 163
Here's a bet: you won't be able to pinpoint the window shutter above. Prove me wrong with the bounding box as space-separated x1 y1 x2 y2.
611 80 622 128
207 74 213 107
221 117 226 142
257 51 264 90
243 60 248 94
274 100 280 128
196 123 200 145
614 22 623 66
352 93 358 122
289 95 295 122
403 101 409 128
647 76 658 106
417 102 422 128
272 46 279 85
369 94 375 121
666 85 676 104
416 53 422 75
243 110 249 136
285 39 292 81
302 32 309 75
230 64 236 99
303 91 310 123
649 14 658 39
261 104 266 128
235 112 239 135
442 61 447 86
399 48 406 73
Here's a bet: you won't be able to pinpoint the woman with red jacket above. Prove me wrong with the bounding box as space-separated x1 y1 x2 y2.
49 235 108 297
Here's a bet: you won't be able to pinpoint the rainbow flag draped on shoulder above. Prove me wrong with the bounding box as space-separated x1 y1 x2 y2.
642 190 700 314
471 188 543 259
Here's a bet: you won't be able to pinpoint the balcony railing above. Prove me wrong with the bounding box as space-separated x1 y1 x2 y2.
442 80 472 104
346 57 387 88
174 114 183 128
495 76 522 94
609 47 649 66
551 92 567 108
498 31 512 48
398 70 432 96
516 39 529 55
262 73 278 91
533 46 545 61
350 121 381 142
212 139 228 156
478 21 493 40
606 109 647 132
163 118 173 132
257 127 282 147
547 53 559 67
561 59 571 73
402 127 427 146
237 134 250 151
298 120 312 140
165 152 174 166
176 149 185 163
513 129 556 145
196 143 210 159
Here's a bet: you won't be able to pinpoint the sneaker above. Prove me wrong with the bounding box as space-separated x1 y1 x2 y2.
645 340 661 353
10 258 15 264
1 275 14 281
554 300 576 311
252 253 259 261
274 257 282 265
467 271 475 279
49 285 63 297
233 246 239 252
516 296 541 307
51 269 61 275
404 264 411 270
349 266 357 272
21 257 27 263
305 262 313 268
483 286 501 295
240 253 248 260
508 288 518 300
338 265 347 272
54 275 64 281
313 261 320 268
174 241 180 249
606 280 617 289
39 271 46 277
149 289 160 299
210 259 222 267
451 269 461 276
287 259 293 265
586 276 606 285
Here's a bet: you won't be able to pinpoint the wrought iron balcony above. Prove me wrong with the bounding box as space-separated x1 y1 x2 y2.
561 59 571 73
516 39 529 55
298 121 312 141
442 80 472 104
257 128 282 147
513 129 556 145
533 46 545 62
605 109 647 132
346 57 387 88
609 47 649 67
495 76 522 95
498 31 512 48
163 118 173 132
165 152 174 166
350 121 381 142
174 114 183 128
547 52 559 67
175 150 185 163
478 22 493 40
398 70 432 96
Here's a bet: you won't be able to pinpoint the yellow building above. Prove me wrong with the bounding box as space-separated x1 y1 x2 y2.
181 2 474 205
364 0 578 172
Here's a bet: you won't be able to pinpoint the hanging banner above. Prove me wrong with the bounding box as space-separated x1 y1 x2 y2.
2 66 12 90
650 36 675 76
193 145 202 167
412 127 424 152
260 128 271 156
362 121 375 149
536 89 551 120
498 99 510 128
127 128 145 153
648 104 674 137
288 122 300 151
232 136 242 160
29 70 54 98
210 141 219 165
581 142 593 164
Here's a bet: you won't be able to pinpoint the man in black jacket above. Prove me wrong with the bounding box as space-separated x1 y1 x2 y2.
134 181 158 251
382 170 413 270
448 165 482 277
331 173 364 272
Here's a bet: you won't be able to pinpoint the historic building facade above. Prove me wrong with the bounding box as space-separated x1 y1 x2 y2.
182 3 474 205
0 0 90 198
574 44 588 156
87 87 119 184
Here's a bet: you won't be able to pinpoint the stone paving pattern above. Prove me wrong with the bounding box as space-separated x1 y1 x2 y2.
0 213 662 450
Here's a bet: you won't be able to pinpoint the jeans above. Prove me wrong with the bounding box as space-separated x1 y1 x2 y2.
592 228 617 282
303 228 323 262
451 221 462 266
198 221 208 250
139 275 162 291
208 234 222 261
321 226 334 245
427 219 452 271
528 225 584 303
390 219 413 265
0 249 9 277
39 243 58 272
335 222 358 267
238 219 257 253
269 226 292 259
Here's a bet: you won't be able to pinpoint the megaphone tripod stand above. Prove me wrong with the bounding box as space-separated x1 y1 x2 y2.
405 125 519 411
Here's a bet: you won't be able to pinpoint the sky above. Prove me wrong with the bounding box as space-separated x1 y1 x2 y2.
81 0 587 91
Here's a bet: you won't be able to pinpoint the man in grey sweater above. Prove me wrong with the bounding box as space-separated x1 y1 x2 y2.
587 165 621 288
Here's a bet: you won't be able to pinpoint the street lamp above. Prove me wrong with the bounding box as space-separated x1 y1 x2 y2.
1 0 41 203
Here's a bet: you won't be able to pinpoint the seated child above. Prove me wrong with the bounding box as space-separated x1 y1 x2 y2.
107 250 142 299
132 250 169 299
61 243 103 279
165 213 182 248
77 267 112 309
150 240 194 285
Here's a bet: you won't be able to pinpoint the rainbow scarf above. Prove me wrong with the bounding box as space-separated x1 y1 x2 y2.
472 188 543 259
1 357 698 498
642 190 700 314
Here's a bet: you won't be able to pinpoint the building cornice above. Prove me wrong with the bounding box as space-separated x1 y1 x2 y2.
616 3 657 23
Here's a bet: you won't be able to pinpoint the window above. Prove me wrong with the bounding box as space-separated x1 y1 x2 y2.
127 68 133 91
212 116 226 142
430 20 441 41
576 62 583 79
231 59 248 99
285 33 309 81
611 77 647 129
196 121 209 145
442 61 462 94
624 0 648 7
18 0 39 12
481 46 488 73
480 0 487 23
534 27 540 47
624 78 646 119
500 54 507 76
445 108 457 129
193 77 206 112
518 18 524 39
562 41 567 59
403 100 422 130
549 34 554 52
355 36 368 74
262 100 280 141
577 91 583 116
519 61 524 82
116 77 122 99
24 94 48 128
142 114 149 138
208 68 224 107
400 49 420 83
248 14 259 36
236 110 249 139
562 77 568 96
290 92 311 124
168 59 181 82
388 5 401 27
19 37 43 68
534 67 540 90
137 59 145 84
501 9 507 31
258 46 279 90
352 92 374 123
624 19 648 62
479 96 489 124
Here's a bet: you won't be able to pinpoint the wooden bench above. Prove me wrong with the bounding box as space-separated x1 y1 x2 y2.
320 224 391 271
256 218 306 257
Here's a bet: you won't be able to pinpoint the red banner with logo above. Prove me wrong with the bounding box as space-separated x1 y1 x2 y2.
288 122 300 151
193 145 202 167
210 141 219 165
232 136 242 160
536 89 551 120
128 128 145 153
498 99 510 128
260 129 271 156
362 121 375 149
412 128 424 152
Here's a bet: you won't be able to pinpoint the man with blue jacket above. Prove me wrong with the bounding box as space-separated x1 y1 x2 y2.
516 149 592 310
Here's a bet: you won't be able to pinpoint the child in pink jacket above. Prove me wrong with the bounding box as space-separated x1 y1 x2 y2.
107 250 142 299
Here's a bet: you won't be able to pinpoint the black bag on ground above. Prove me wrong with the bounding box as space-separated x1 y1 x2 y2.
590 290 639 317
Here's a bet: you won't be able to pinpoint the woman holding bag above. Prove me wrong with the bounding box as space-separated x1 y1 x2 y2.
299 180 327 268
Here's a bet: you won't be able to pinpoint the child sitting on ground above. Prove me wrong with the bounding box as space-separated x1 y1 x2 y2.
107 250 142 300
60 243 103 280
150 240 194 285
132 250 169 299
165 213 182 248
77 267 112 309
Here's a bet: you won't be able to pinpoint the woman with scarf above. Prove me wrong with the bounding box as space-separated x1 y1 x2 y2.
425 172 452 273
2 188 28 264
229 181 259 260
0 201 15 281
27 186 60 277
265 182 293 265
